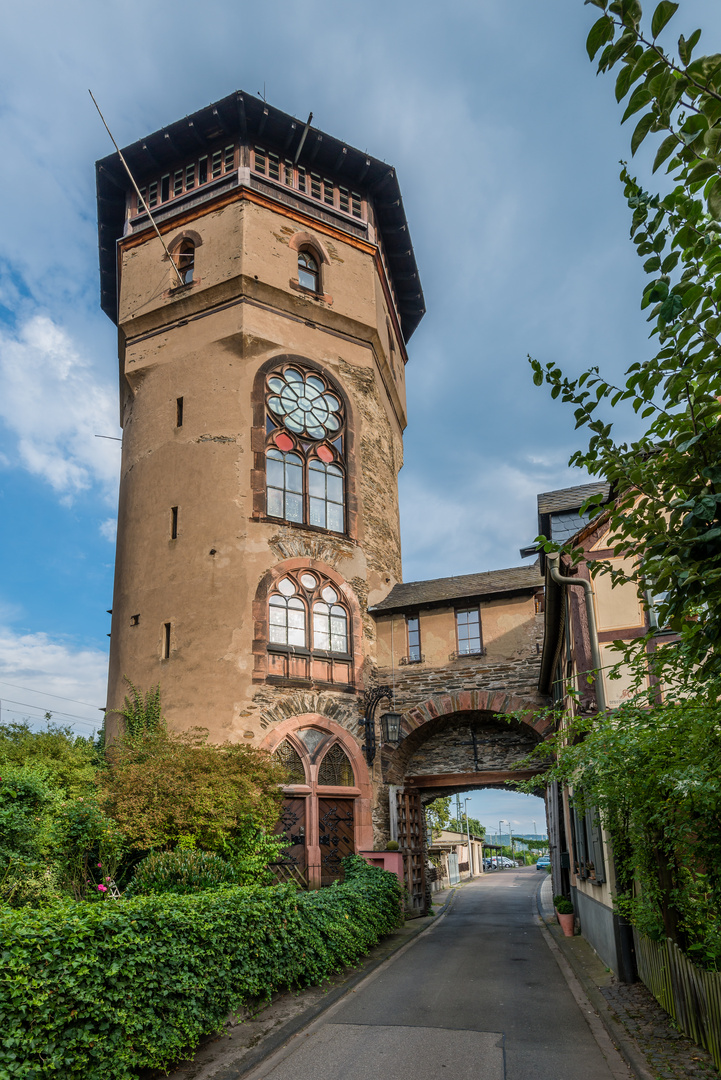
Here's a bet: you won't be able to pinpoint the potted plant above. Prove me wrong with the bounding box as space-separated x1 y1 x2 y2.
554 894 575 937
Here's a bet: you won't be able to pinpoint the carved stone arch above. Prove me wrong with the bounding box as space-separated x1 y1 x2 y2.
252 557 364 686
384 689 551 785
250 354 358 538
288 230 330 265
167 228 203 253
263 713 374 887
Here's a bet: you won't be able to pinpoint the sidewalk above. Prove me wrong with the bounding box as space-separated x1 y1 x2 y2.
537 876 719 1080
148 884 461 1080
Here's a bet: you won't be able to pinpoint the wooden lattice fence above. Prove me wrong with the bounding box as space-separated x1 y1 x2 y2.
633 929 721 1071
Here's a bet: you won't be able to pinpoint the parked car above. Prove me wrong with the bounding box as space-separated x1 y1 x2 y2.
536 855 551 870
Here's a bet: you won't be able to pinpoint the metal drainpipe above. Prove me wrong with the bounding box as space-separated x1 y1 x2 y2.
546 552 606 713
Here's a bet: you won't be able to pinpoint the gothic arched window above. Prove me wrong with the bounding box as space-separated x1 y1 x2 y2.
265 365 345 534
274 739 307 784
318 743 355 786
298 249 319 292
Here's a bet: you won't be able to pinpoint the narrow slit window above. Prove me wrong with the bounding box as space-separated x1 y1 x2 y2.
162 622 171 659
170 506 178 540
176 397 184 427
407 616 421 662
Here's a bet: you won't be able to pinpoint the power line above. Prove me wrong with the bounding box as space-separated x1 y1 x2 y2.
0 680 102 710
0 698 100 730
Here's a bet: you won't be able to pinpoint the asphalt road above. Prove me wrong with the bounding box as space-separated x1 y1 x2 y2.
246 866 629 1080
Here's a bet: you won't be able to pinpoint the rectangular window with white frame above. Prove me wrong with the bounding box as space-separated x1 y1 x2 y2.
455 608 483 656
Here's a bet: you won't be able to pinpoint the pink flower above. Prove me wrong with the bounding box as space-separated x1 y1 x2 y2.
97 885 107 892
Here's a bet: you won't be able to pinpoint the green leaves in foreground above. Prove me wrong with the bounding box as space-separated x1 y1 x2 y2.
531 0 721 685
0 857 402 1080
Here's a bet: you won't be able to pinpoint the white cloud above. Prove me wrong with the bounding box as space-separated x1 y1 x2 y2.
99 518 117 543
0 315 121 502
0 625 108 735
399 455 586 582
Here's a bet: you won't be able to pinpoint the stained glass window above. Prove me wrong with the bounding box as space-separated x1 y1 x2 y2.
265 365 345 534
267 369 341 440
275 740 306 784
318 743 354 786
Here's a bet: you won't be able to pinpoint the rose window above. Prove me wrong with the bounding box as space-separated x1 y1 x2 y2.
267 369 341 439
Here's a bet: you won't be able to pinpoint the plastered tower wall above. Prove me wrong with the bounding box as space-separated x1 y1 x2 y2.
99 99 423 752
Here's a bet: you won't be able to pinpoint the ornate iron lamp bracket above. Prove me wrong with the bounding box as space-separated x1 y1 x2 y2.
362 685 393 766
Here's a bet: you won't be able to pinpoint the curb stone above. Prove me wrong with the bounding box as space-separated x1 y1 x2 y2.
535 879 656 1080
151 885 460 1080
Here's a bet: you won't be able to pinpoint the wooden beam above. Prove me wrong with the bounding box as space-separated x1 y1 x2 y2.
406 769 542 788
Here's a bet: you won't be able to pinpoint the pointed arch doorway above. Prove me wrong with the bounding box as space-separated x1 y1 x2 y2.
263 715 373 889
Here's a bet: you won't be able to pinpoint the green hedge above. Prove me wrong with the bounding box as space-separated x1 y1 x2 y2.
0 857 402 1079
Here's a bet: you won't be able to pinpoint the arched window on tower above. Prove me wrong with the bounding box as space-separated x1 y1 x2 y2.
173 239 195 285
266 570 353 686
264 365 346 535
298 249 319 292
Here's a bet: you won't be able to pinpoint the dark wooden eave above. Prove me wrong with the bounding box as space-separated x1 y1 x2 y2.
95 91 425 342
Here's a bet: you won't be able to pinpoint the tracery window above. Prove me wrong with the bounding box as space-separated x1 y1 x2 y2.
265 364 346 534
274 739 306 784
266 570 353 686
318 743 354 786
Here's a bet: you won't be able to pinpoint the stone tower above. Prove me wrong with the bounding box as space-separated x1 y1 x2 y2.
96 93 424 883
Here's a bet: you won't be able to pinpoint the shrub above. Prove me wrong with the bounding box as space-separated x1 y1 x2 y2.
49 798 125 901
0 721 99 798
0 856 402 1079
127 849 239 896
100 726 286 853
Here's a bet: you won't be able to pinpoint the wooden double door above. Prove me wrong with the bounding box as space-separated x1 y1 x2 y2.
275 796 355 888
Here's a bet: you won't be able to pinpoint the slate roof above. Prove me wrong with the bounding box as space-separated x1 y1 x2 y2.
537 482 610 515
369 564 543 614
96 91 424 340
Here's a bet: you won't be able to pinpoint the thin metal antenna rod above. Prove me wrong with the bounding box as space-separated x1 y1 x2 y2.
89 89 184 286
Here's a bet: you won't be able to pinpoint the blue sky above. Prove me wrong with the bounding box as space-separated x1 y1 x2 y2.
1 0 719 831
